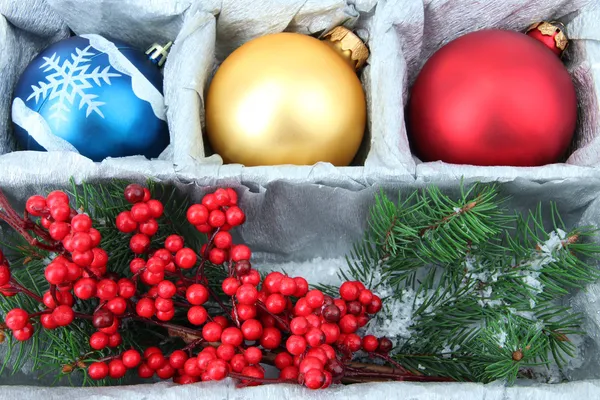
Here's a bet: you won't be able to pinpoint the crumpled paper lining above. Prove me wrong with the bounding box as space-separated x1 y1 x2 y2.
0 0 599 182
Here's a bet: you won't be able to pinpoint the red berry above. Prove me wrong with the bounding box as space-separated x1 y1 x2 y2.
243 346 262 364
45 262 67 285
5 308 28 330
107 297 127 315
260 326 282 350
201 194 219 211
131 203 151 223
346 300 362 315
104 359 126 379
43 290 73 308
88 362 109 380
322 304 341 323
52 305 74 326
136 298 156 318
286 335 307 356
240 269 261 286
339 281 360 301
303 368 326 390
306 290 324 308
70 214 92 233
154 280 175 299
40 217 52 229
99 317 120 335
89 249 107 270
122 349 142 368
50 203 71 222
195 223 212 234
279 276 297 296
274 352 293 370
299 356 324 375
142 270 164 286
339 314 358 334
89 228 102 247
116 211 137 233
206 359 229 381
72 250 93 267
124 184 145 204
213 188 231 206
221 327 243 347
186 284 209 305
305 314 321 328
225 206 245 227
320 323 340 344
265 293 286 314
208 248 227 264
130 234 151 254
261 314 276 328
290 316 309 335
156 362 175 379
236 284 258 305
343 333 362 352
234 260 251 276
144 347 162 358
240 319 262 341
117 278 136 299
240 365 264 386
366 295 383 314
129 258 146 274
362 335 379 352
215 344 235 361
40 314 58 330
293 277 309 297
25 195 47 216
72 232 92 252
12 322 34 341
96 279 118 300
221 277 240 296
357 314 369 327
155 297 174 312
169 350 188 369
156 308 175 321
196 350 216 371
90 331 109 350
237 304 257 321
358 289 374 305
293 298 312 317
147 352 166 370
139 219 159 236
202 322 223 342
164 235 184 252
263 272 283 293
334 299 347 316
207 210 226 228
230 354 247 373
305 327 326 347
279 365 299 380
143 188 151 202
146 199 164 219
186 204 209 225
225 188 238 205
92 309 115 329
175 248 197 269
230 245 251 262
187 306 208 326
49 221 70 240
137 363 154 378
0 265 10 287
306 348 328 365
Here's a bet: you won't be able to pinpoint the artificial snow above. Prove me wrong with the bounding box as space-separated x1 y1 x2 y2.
253 257 349 288
495 331 508 348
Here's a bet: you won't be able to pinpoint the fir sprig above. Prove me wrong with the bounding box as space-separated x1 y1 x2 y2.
345 184 600 384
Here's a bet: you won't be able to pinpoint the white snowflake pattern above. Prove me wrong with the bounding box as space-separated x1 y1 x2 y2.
26 45 121 126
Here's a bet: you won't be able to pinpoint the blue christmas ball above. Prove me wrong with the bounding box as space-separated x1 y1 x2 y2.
12 35 170 162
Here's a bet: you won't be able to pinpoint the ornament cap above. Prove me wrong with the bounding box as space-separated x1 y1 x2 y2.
321 26 369 70
145 41 173 67
525 21 569 57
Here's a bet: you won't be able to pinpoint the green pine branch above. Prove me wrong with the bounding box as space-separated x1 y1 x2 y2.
344 183 600 384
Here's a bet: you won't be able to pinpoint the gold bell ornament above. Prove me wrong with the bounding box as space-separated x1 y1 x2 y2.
205 27 369 166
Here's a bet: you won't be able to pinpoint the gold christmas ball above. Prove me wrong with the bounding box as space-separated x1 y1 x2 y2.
205 27 368 166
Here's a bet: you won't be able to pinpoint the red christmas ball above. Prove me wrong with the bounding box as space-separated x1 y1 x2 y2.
407 29 577 166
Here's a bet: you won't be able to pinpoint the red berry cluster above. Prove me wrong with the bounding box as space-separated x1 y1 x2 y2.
116 184 164 254
1 184 393 389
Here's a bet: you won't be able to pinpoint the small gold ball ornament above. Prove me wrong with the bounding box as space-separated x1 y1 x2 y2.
205 27 369 166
